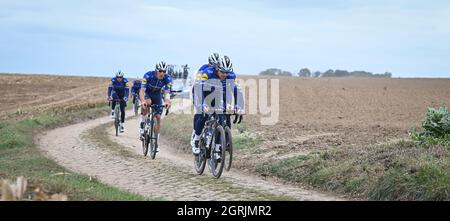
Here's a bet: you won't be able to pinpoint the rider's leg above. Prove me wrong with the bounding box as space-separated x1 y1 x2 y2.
140 94 152 137
141 99 152 121
154 114 162 134
225 114 232 128
141 92 152 117
111 92 118 118
192 114 201 138
194 114 207 137
150 92 163 134
120 100 126 123
154 114 162 152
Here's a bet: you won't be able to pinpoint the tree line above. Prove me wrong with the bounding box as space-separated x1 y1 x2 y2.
260 68 392 78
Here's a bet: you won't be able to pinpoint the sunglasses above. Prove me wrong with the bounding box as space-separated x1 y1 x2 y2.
158 70 166 73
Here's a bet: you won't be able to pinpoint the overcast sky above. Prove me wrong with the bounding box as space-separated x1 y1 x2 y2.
0 0 449 77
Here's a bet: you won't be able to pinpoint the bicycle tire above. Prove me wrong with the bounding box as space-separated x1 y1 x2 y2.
149 115 157 159
209 125 226 178
142 132 149 156
224 126 233 172
194 137 207 175
115 105 120 137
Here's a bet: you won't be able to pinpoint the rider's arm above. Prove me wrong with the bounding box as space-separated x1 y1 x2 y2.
139 88 146 103
164 76 173 103
231 76 244 111
124 81 130 100
194 72 209 111
130 84 136 95
140 77 148 103
139 87 146 103
108 79 113 98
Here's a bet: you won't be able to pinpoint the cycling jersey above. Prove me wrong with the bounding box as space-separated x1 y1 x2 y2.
193 66 243 112
192 66 243 135
141 71 173 94
108 77 130 99
195 64 211 82
131 80 142 95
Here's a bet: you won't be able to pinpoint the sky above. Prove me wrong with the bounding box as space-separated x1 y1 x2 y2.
0 0 449 77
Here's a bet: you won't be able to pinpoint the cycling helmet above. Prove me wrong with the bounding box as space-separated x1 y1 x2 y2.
116 70 124 77
218 56 233 73
208 53 220 66
156 61 168 72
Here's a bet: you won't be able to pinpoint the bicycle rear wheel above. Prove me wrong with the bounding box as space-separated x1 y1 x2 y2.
224 126 233 172
209 126 226 178
114 106 120 137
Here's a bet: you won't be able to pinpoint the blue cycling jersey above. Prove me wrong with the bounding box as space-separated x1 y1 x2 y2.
131 80 142 95
199 64 210 72
193 66 243 110
194 64 212 82
141 71 173 94
108 77 130 98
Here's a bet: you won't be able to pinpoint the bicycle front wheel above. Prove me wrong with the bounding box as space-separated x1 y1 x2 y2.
149 116 157 159
115 106 120 137
142 132 149 156
194 138 207 175
209 126 226 179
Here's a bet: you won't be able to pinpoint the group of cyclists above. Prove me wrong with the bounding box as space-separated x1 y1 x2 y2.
107 53 244 157
168 64 189 80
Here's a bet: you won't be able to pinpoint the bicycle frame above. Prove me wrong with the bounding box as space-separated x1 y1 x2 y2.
200 112 225 156
141 104 169 159
110 99 124 136
144 105 164 138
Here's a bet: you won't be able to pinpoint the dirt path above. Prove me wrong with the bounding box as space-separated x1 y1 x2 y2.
37 103 343 201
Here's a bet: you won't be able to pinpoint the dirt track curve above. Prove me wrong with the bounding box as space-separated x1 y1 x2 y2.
37 101 343 201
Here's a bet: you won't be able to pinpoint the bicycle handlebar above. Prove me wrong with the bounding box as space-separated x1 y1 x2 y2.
202 111 243 124
108 99 125 106
233 114 243 124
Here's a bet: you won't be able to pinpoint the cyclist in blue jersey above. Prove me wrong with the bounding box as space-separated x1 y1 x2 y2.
191 56 244 156
191 53 221 143
107 70 130 133
131 77 142 106
139 62 173 151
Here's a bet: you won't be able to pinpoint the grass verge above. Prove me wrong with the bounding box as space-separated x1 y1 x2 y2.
160 113 261 153
256 140 450 200
0 105 146 201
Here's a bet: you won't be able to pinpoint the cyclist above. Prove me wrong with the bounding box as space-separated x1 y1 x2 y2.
182 64 189 85
139 61 173 152
191 56 244 157
107 70 130 133
191 53 220 140
191 53 221 143
131 77 142 107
